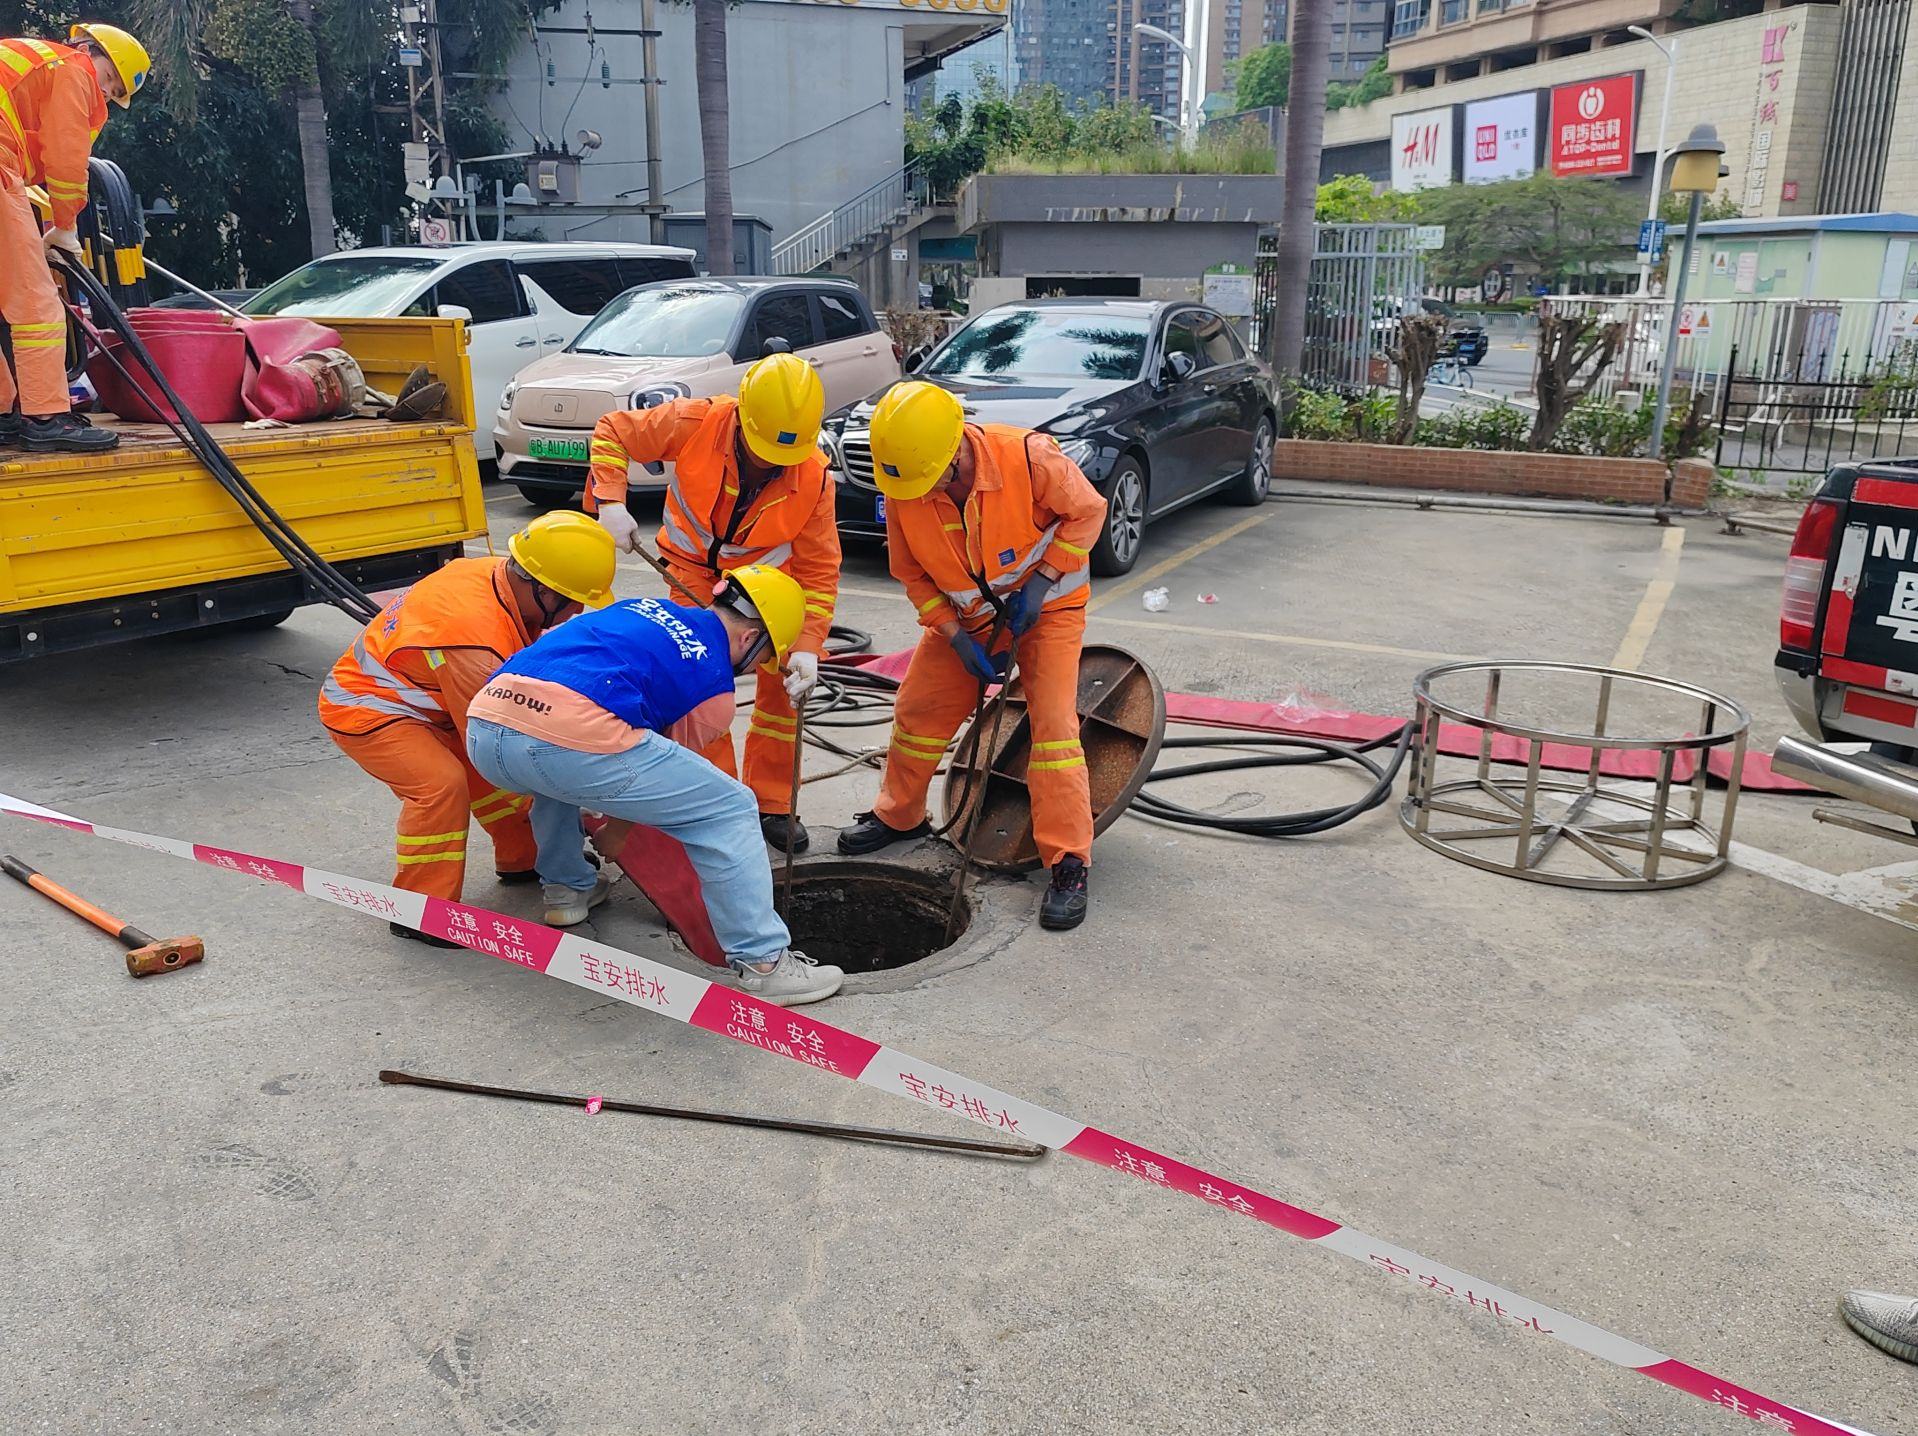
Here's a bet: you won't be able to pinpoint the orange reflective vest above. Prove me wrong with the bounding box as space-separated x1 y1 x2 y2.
588 394 840 650
319 558 531 736
0 38 105 230
887 423 1107 632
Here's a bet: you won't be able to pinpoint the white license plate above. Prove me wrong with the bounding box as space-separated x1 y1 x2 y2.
874 495 887 523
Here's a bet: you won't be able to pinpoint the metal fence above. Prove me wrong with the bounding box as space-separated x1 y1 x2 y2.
1716 342 1918 476
1302 224 1424 393
770 161 929 277
1542 294 1918 474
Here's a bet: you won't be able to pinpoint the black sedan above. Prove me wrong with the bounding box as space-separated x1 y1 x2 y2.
824 299 1275 575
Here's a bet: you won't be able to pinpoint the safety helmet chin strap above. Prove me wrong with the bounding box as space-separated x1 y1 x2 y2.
715 582 771 674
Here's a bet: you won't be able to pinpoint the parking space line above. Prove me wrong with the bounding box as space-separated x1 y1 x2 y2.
1610 526 1686 671
1087 512 1272 614
1093 614 1471 663
1729 839 1918 934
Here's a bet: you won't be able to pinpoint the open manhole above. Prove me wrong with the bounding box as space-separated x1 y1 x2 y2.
778 860 972 973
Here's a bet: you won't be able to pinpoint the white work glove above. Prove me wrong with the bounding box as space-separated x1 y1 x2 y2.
783 650 819 704
597 502 641 553
42 226 80 258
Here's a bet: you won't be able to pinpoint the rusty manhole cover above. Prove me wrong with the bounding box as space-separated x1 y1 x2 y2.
938 644 1165 873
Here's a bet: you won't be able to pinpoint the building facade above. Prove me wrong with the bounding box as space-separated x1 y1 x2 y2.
488 0 1000 249
1312 3 1916 222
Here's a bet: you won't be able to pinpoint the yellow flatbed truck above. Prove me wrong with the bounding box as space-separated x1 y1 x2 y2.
0 316 487 662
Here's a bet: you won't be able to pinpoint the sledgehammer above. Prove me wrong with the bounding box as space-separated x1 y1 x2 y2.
3 855 204 977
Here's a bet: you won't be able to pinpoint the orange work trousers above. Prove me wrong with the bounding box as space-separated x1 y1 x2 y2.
0 168 70 417
663 555 801 816
873 607 1093 869
329 721 537 901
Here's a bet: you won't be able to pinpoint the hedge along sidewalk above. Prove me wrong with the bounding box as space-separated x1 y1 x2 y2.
1275 440 1715 509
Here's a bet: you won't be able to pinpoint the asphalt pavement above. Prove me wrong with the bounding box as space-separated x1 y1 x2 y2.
3 480 1914 1435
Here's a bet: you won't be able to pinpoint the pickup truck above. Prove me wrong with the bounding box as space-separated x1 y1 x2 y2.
0 315 487 663
1770 456 1918 831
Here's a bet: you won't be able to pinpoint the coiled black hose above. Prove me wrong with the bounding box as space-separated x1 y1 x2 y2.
809 653 1414 839
54 253 382 624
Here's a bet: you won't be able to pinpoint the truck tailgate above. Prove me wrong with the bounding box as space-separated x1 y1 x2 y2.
1818 475 1918 697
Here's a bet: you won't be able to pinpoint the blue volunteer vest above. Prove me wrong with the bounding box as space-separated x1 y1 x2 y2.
492 598 735 733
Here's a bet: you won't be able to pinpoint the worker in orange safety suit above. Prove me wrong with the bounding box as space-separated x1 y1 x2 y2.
836 380 1107 931
319 513 618 946
585 350 839 855
0 23 148 453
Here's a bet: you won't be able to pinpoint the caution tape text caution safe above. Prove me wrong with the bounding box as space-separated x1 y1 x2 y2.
0 791 1880 1436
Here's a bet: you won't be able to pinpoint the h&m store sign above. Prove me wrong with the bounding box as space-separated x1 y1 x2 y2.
1387 72 1642 191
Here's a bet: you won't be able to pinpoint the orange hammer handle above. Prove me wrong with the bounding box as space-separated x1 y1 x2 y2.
2 855 152 948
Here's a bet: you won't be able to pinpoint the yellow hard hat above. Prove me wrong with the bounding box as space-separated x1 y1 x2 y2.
736 352 825 467
720 563 805 673
868 380 965 500
508 512 617 609
70 23 150 108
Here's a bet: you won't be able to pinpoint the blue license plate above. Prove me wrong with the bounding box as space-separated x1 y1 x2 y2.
874 495 887 523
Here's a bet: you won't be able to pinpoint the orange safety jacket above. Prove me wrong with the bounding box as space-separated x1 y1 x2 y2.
587 394 840 652
887 422 1107 633
319 558 532 737
0 38 105 230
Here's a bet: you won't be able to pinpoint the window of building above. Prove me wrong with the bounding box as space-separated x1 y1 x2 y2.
1391 0 1429 37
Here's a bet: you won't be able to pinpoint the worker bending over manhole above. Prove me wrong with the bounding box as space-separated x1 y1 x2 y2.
584 351 839 857
319 513 618 947
838 380 1105 931
465 564 844 1007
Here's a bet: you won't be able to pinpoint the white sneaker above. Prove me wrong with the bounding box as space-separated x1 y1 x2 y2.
543 873 613 927
733 949 844 1006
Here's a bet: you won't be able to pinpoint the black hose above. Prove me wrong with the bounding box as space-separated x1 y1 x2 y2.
812 653 1415 839
55 254 382 623
1130 725 1415 837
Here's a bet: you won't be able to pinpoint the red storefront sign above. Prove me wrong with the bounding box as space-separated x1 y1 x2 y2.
1548 74 1637 177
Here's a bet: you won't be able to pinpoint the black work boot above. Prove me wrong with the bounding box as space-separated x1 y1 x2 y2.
495 868 540 886
1039 856 1089 930
0 411 20 448
760 812 810 854
836 810 930 855
21 412 120 453
389 921 461 949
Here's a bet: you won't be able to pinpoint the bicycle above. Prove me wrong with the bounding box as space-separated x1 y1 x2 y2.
1429 352 1475 390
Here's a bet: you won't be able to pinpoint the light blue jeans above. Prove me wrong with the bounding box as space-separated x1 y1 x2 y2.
466 718 790 966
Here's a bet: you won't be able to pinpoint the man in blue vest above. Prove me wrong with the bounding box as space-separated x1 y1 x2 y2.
466 564 843 1007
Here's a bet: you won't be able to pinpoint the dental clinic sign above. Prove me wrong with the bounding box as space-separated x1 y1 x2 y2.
1548 73 1639 177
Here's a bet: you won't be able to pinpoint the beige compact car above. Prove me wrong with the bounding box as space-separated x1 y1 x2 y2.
494 275 902 508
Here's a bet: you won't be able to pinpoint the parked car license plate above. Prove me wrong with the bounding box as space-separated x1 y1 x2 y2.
875 495 887 523
529 436 589 462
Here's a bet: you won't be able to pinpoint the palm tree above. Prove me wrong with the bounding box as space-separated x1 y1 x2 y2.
694 0 734 275
284 0 336 256
1268 0 1331 388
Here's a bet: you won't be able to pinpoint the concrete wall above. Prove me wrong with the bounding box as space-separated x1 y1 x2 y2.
989 220 1259 277
1880 1 1918 210
491 0 912 248
1319 6 1842 219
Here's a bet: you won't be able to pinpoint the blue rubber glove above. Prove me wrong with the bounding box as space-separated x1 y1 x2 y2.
1001 571 1054 637
948 628 1008 684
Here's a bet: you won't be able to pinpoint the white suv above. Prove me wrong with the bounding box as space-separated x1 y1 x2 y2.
243 242 697 434
494 276 901 509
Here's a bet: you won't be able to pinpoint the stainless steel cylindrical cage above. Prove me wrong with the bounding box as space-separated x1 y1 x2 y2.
1402 661 1750 890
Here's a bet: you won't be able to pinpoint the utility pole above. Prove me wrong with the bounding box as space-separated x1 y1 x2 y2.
640 0 665 243
403 0 452 183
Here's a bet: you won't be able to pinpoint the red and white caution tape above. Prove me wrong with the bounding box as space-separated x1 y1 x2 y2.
0 790 1880 1436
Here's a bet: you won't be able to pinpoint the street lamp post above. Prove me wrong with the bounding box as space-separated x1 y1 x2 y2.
1649 123 1726 465
1133 22 1199 145
1628 26 1678 297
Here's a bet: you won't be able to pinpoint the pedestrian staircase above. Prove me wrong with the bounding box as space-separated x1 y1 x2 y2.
770 161 944 277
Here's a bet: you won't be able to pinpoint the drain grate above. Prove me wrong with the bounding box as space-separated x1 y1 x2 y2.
778 861 971 973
